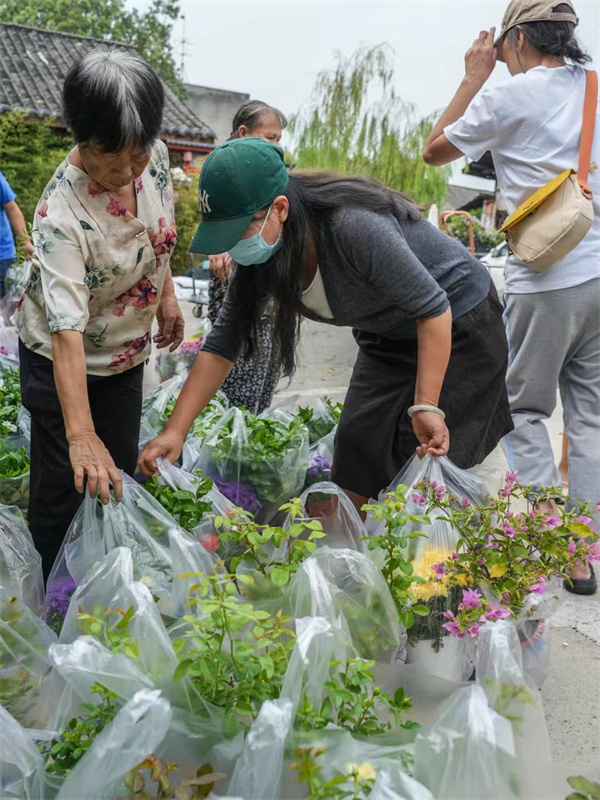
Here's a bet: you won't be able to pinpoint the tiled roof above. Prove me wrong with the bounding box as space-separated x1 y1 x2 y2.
443 183 494 212
0 23 215 141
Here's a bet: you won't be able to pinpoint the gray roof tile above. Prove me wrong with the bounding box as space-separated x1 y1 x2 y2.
0 23 215 141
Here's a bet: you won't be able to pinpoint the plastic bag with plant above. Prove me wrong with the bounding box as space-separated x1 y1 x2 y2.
0 504 44 615
0 702 44 799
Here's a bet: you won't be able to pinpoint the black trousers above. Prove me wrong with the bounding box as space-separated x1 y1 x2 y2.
19 341 144 579
331 285 514 500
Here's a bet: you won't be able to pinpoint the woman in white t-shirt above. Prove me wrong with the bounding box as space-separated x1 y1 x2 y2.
424 0 599 595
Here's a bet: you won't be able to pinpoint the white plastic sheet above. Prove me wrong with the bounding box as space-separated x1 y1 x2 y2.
0 703 44 799
285 481 366 552
0 504 44 615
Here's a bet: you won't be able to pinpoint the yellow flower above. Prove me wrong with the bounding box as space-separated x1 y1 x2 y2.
347 762 376 782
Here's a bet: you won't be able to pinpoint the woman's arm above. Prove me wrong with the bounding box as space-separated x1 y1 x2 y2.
423 28 497 166
4 200 35 257
138 351 233 474
412 308 452 457
52 331 123 502
154 268 185 351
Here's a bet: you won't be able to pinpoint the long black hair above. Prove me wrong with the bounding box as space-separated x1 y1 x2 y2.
228 172 421 377
508 3 591 64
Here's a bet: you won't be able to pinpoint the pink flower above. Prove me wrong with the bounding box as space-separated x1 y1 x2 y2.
501 592 510 604
574 515 593 526
506 470 518 483
476 558 486 565
482 605 511 622
201 534 219 553
568 540 577 556
442 620 464 638
461 496 470 508
451 553 460 561
411 493 428 507
500 485 512 498
466 623 481 637
486 535 499 549
433 563 447 577
544 516 562 529
527 576 548 596
459 588 482 610
584 542 600 563
594 501 600 512
502 519 516 538
442 610 455 620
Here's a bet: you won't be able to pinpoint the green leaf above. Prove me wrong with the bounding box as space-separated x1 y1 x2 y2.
568 776 600 797
411 605 429 616
399 561 414 576
565 793 590 800
173 658 193 683
270 565 290 588
570 521 594 538
394 687 405 705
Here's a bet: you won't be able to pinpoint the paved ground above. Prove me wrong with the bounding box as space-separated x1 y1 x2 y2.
152 307 600 781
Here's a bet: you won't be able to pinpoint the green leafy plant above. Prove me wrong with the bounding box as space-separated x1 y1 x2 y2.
216 498 327 596
296 658 417 738
446 213 504 252
173 568 295 732
414 472 600 626
124 755 225 799
144 472 214 532
566 776 600 800
44 683 121 777
0 446 29 507
0 368 22 437
290 747 376 800
0 593 50 723
77 604 140 660
362 486 430 630
297 398 343 444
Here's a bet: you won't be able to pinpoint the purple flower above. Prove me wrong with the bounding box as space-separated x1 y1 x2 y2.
461 496 470 508
214 476 260 515
411 493 428 507
179 339 203 357
442 620 464 638
307 456 332 478
451 552 460 561
545 515 562 529
482 604 511 622
584 542 600 563
433 562 447 577
466 623 481 637
45 576 77 634
459 588 482 610
568 540 577 556
476 558 486 565
434 484 446 501
502 520 516 538
487 535 499 549
574 515 593 526
505 470 519 483
595 502 600 512
442 609 455 620
527 576 548 596
501 592 510 605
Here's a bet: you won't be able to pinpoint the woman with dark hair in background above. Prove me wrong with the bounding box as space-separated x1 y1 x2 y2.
140 138 513 515
14 48 184 576
207 100 288 413
424 0 599 594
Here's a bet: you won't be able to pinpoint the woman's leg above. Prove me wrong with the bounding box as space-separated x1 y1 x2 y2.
90 364 144 475
20 343 83 579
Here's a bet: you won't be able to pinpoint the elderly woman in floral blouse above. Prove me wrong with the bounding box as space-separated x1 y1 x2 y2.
13 48 184 576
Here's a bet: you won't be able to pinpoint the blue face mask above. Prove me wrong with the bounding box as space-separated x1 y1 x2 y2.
228 205 282 266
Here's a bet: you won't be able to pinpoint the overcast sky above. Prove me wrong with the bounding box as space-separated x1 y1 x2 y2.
142 0 600 123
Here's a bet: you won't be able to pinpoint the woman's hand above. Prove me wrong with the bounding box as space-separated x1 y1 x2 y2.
69 430 123 503
465 27 498 85
412 411 450 459
155 293 185 352
209 253 233 283
138 429 185 476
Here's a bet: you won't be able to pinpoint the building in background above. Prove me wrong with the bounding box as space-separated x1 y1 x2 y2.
0 23 216 167
184 84 250 144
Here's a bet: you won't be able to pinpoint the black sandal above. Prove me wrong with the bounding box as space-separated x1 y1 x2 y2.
565 565 597 596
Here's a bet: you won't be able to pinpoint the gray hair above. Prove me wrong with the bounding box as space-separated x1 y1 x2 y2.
63 47 165 152
230 100 288 140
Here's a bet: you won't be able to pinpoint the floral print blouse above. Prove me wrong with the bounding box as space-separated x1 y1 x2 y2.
14 141 177 376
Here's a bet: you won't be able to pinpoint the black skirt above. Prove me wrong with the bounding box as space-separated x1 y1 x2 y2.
330 286 513 499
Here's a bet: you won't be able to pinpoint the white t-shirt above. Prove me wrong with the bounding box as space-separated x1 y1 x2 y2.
301 265 334 319
445 65 600 294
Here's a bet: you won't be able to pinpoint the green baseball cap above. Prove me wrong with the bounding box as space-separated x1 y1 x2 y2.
189 137 289 255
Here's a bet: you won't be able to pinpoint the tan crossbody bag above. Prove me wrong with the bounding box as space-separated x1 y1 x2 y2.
499 69 598 272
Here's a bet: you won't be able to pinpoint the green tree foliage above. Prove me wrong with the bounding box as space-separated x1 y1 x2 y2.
289 45 449 206
0 0 184 96
0 111 71 224
446 213 504 253
171 173 202 276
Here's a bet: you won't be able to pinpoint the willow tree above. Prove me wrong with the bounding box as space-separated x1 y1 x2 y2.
289 45 449 207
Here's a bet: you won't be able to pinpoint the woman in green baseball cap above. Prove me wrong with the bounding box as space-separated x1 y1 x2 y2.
139 137 512 513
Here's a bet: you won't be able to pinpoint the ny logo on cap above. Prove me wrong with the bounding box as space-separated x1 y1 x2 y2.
199 189 211 215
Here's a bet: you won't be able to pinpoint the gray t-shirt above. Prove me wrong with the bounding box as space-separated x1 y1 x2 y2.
203 207 491 362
